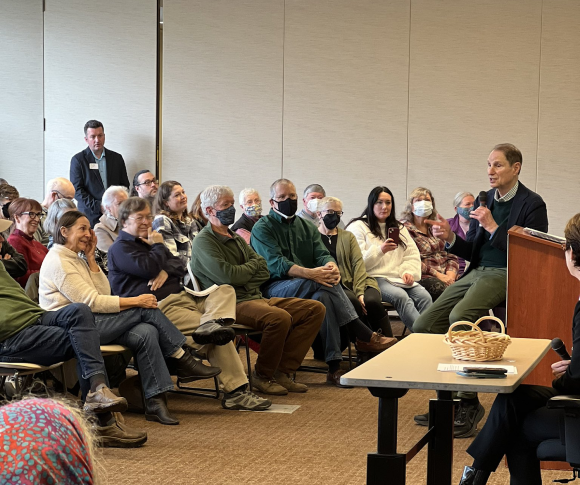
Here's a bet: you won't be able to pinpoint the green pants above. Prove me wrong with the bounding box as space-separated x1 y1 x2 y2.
414 266 507 399
413 266 507 334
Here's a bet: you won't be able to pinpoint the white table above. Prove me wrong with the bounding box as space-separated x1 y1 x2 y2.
341 334 551 485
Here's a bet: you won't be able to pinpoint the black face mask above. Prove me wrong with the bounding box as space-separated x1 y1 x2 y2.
215 205 236 226
323 213 341 230
275 198 298 218
2 202 10 219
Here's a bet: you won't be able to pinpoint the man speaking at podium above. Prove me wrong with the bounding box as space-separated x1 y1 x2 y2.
413 143 548 437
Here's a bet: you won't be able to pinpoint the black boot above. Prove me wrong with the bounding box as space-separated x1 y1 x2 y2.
145 393 179 426
167 349 222 383
458 466 490 485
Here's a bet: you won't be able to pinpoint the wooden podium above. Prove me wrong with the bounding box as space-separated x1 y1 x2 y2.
507 226 580 387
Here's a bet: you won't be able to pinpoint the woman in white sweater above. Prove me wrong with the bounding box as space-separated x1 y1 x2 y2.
39 210 221 425
347 186 432 331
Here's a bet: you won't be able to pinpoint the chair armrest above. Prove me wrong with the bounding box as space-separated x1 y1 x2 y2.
547 395 580 410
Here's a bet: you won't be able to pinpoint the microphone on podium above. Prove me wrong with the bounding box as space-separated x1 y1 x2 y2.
551 338 571 361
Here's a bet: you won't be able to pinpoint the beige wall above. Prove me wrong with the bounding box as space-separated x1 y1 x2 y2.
163 0 578 234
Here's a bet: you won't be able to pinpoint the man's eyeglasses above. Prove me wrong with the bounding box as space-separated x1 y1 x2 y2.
53 190 74 200
322 210 344 217
127 215 154 223
20 212 43 220
135 179 158 187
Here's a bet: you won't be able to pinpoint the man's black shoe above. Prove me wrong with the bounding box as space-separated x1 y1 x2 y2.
454 401 485 438
458 465 490 484
192 320 236 346
169 349 221 383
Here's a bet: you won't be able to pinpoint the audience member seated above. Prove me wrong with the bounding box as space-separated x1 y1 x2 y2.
70 120 130 227
0 398 102 482
251 178 394 388
400 187 459 301
35 177 76 246
152 181 201 268
0 262 146 448
44 199 77 249
0 219 26 279
297 183 324 226
107 197 269 411
231 187 262 243
190 192 208 229
131 169 158 205
457 212 580 485
7 198 49 289
447 191 475 277
191 185 326 395
413 143 548 438
0 183 19 239
317 197 394 340
39 210 221 426
346 186 432 331
94 185 128 252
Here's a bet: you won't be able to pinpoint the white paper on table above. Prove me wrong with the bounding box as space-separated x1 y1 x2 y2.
437 363 517 375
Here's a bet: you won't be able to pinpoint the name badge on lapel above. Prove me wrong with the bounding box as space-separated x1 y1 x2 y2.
89 163 98 170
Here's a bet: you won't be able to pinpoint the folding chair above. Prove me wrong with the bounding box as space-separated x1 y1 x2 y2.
0 362 66 400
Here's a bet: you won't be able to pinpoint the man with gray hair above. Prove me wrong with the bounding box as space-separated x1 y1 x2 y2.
34 177 76 246
251 179 389 387
191 185 325 395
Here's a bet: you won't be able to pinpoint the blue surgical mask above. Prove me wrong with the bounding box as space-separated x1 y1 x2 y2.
215 205 236 226
457 206 473 219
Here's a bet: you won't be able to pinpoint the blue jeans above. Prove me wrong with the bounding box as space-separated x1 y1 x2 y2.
93 308 186 399
263 279 358 362
0 303 106 390
376 278 432 330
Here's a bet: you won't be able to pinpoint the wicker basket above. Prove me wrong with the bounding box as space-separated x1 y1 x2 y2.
444 316 511 362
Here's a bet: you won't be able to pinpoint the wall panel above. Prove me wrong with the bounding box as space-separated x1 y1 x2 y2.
408 0 542 219
537 0 580 235
162 0 284 208
44 0 157 192
283 0 411 222
0 0 44 200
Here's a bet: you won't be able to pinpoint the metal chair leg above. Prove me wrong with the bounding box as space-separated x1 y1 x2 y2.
245 332 253 392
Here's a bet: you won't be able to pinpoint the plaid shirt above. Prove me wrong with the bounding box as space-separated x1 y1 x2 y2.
152 214 201 268
402 220 459 278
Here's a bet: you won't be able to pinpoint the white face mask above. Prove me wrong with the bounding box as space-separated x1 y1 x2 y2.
413 200 433 218
307 198 320 213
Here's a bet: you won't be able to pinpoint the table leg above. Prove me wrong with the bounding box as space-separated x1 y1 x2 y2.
427 391 455 485
367 387 408 485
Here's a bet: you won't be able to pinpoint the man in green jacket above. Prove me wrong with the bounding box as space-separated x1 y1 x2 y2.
190 185 326 396
0 261 146 448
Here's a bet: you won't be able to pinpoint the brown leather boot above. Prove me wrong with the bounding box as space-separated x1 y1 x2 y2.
356 330 397 353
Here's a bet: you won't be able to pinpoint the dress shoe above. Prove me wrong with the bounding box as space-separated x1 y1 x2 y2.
326 370 353 388
356 330 398 353
192 319 236 346
274 371 308 393
84 385 128 414
145 393 179 425
95 414 148 448
458 465 490 485
251 371 288 395
168 349 221 383
118 375 144 414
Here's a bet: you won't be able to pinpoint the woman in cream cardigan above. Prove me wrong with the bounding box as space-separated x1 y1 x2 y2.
316 197 393 338
39 210 221 425
346 186 432 331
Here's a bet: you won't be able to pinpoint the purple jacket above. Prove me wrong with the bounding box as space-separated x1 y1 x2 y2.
447 214 467 276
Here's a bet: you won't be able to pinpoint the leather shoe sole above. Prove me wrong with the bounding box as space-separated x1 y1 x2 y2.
192 325 236 346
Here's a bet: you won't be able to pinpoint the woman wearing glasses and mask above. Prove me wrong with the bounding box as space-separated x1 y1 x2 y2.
7 198 48 288
316 197 393 339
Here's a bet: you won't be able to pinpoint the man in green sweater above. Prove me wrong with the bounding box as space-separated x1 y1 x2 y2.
0 261 146 448
190 185 325 396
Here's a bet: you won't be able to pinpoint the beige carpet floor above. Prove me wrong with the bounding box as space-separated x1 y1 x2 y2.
98 322 570 485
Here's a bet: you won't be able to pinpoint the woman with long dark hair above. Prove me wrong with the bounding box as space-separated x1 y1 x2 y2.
346 186 432 331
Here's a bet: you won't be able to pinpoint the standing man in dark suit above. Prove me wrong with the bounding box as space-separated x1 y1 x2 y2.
70 120 130 226
412 143 549 437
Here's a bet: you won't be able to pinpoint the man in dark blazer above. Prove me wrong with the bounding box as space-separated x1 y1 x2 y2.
70 120 130 226
412 143 548 437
